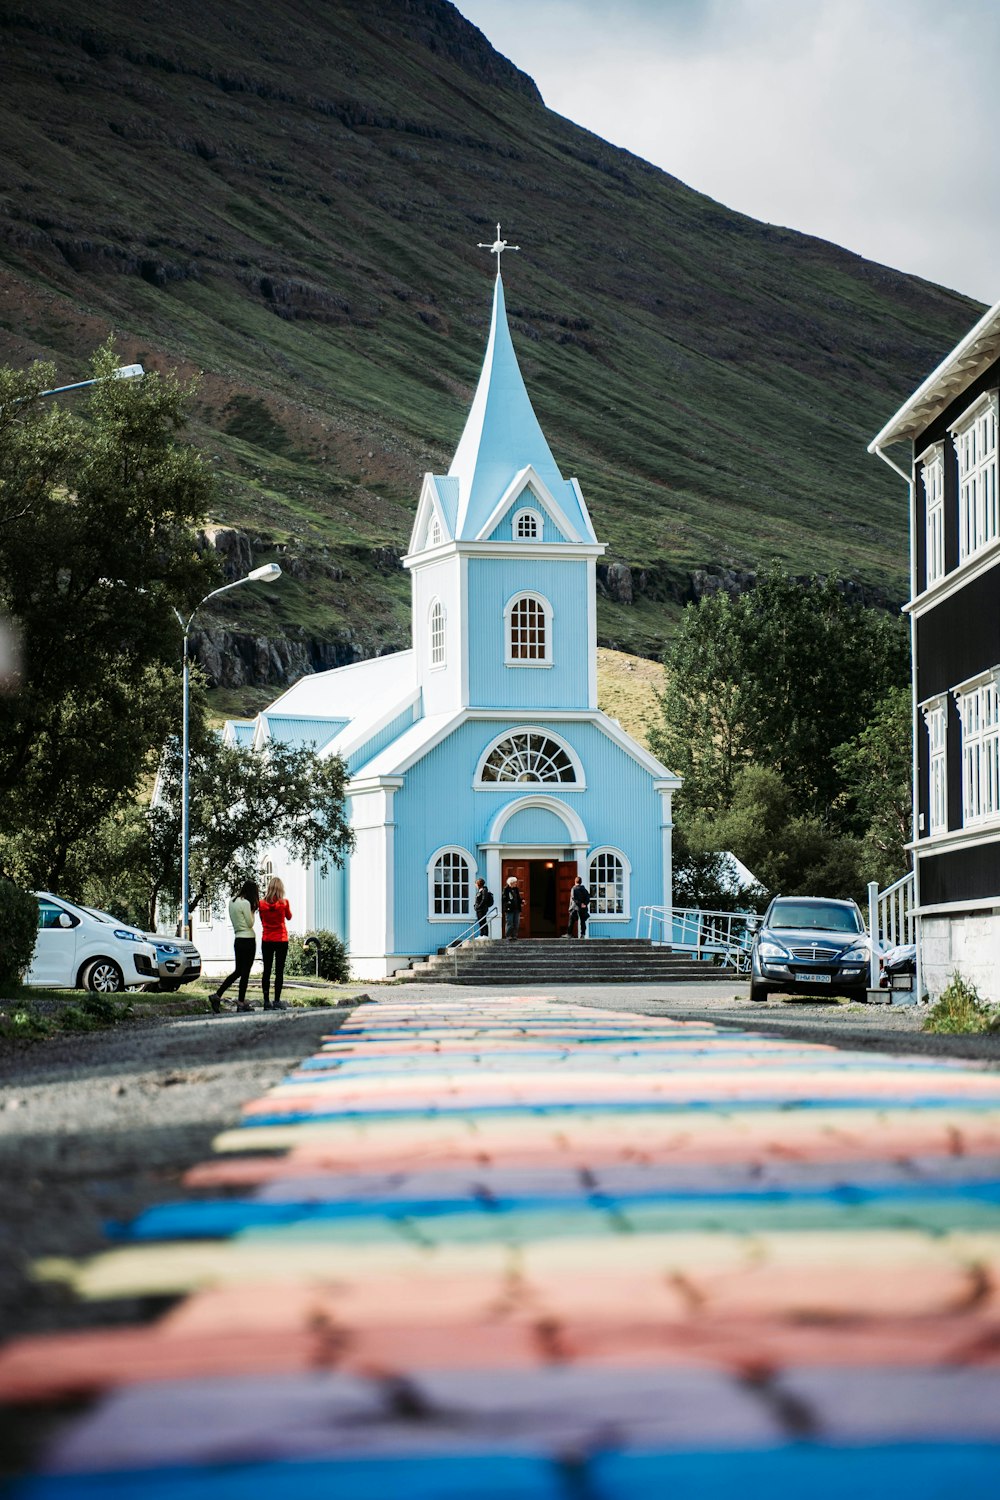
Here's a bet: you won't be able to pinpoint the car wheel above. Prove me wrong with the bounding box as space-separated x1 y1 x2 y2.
749 977 770 1003
84 959 124 994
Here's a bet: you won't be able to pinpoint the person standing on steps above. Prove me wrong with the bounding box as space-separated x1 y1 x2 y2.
474 877 493 938
258 876 292 1009
502 875 523 941
209 880 260 1013
568 875 591 939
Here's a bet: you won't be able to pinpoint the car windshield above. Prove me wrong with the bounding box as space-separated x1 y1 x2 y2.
768 900 863 933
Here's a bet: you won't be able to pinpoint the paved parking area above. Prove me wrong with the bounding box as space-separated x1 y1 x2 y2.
2 990 1000 1496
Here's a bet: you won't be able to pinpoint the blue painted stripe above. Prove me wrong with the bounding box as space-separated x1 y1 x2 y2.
12 1444 1000 1500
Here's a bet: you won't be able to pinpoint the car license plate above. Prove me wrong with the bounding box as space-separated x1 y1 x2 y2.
798 972 831 983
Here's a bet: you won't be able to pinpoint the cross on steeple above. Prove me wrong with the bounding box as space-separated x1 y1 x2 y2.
477 222 520 271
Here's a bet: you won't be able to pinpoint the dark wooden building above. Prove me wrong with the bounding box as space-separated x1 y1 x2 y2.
870 303 1000 1001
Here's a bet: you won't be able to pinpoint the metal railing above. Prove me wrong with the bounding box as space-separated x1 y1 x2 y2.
867 873 916 991
446 905 499 977
635 905 754 972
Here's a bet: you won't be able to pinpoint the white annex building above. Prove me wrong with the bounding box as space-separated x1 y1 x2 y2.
203 244 680 978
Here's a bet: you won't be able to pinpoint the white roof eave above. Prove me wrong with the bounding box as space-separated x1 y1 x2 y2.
869 298 1000 452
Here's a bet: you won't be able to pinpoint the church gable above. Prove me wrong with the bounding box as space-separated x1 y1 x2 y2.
475 466 581 546
407 475 457 555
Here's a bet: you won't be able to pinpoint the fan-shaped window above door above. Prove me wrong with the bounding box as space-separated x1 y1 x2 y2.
476 730 582 786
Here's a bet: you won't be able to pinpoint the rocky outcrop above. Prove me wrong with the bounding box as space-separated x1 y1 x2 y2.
597 559 903 614
197 525 254 581
189 626 376 689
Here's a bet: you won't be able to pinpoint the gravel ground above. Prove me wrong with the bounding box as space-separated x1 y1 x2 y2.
1 976 995 1351
0 1001 360 1347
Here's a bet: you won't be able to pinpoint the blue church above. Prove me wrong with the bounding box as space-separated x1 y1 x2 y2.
225 251 681 978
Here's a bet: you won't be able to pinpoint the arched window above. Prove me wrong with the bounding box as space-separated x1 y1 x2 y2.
505 592 552 665
513 508 539 540
589 849 629 918
478 730 579 785
429 599 446 668
428 515 443 547
428 848 474 919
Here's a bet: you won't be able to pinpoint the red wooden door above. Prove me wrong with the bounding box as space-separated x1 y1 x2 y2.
501 859 531 937
556 861 578 937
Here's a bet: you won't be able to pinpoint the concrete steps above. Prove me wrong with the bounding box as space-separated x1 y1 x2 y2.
394 937 733 986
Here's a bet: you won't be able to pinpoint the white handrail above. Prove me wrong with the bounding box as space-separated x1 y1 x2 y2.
636 905 754 972
867 873 916 989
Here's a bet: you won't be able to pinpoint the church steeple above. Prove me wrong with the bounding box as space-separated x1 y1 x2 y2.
449 272 569 539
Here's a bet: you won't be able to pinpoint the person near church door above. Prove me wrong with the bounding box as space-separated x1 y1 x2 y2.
502 876 523 940
209 880 260 1013
474 877 493 938
259 876 292 1009
568 875 591 939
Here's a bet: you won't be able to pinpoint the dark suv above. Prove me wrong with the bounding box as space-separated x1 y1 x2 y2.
749 896 871 1003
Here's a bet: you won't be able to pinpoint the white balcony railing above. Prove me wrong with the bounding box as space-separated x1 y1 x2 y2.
635 905 754 972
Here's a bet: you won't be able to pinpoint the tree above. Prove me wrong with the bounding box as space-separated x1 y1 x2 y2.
650 568 909 824
833 684 912 888
76 710 355 930
683 765 865 904
0 344 218 889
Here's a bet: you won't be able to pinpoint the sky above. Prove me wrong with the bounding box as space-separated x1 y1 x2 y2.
454 0 1000 305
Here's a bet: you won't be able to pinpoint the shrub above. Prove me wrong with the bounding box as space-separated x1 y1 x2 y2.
922 974 1000 1035
0 879 39 990
286 929 350 983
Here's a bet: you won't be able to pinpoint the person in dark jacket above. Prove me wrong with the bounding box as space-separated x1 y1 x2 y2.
474 877 493 938
501 876 523 940
568 876 591 939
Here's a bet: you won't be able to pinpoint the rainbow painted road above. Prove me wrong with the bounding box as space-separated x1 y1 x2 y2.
4 995 1000 1497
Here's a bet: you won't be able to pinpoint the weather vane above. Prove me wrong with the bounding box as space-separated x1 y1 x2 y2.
477 222 520 270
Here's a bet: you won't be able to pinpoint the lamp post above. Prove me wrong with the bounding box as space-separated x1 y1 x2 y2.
39 363 145 399
174 562 282 939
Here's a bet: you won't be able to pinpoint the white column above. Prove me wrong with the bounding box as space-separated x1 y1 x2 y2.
659 789 674 908
347 781 400 973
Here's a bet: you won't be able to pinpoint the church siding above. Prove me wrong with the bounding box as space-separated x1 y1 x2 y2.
466 556 590 709
348 705 419 777
485 507 564 544
389 717 664 954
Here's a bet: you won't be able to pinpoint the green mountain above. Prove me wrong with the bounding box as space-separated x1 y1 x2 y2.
0 0 982 693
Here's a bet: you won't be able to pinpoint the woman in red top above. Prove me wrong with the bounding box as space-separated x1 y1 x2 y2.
258 876 292 1009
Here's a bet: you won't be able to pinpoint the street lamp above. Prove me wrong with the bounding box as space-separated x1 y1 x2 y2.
173 562 282 939
39 364 145 399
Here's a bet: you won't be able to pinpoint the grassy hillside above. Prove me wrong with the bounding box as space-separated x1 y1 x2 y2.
0 0 983 672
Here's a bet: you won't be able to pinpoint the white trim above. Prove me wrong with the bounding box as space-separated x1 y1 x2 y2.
426 844 476 921
905 535 1000 615
660 788 674 908
460 552 470 707
473 465 583 545
868 297 1000 451
915 895 1000 916
911 822 1000 856
587 554 598 709
407 474 452 555
322 689 421 764
403 541 606 569
587 845 631 921
948 389 998 437
474 725 586 791
950 664 1000 699
485 795 588 847
504 590 553 667
428 596 446 670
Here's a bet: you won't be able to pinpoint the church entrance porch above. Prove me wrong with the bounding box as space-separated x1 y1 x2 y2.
502 857 577 938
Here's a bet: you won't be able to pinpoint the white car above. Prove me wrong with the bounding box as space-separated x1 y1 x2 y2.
29 893 159 993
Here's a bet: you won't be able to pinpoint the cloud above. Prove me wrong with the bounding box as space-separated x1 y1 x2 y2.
456 0 1000 301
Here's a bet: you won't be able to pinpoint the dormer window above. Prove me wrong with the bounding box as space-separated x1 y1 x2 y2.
429 598 446 668
428 515 443 548
513 508 539 540
951 392 998 563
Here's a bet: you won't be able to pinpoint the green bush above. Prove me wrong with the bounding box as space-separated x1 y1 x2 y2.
922 974 1000 1035
286 930 350 983
0 879 40 989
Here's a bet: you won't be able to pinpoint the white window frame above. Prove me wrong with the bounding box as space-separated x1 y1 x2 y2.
427 846 475 921
920 694 948 835
428 514 443 548
474 727 585 789
954 668 1000 826
587 847 631 921
918 442 945 587
951 392 999 563
504 591 553 668
512 507 540 541
429 597 446 670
